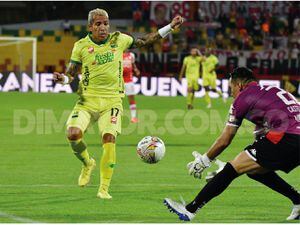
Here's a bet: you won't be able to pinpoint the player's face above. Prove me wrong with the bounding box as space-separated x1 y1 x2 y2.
190 49 197 56
229 79 241 99
89 15 110 41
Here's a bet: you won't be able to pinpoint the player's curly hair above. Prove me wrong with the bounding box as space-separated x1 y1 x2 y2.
229 67 256 84
88 8 109 26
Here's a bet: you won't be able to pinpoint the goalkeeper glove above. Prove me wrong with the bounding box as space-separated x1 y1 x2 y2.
187 151 212 179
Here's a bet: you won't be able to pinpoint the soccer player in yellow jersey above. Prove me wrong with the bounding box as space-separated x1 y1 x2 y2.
202 49 226 108
53 8 183 199
179 48 203 110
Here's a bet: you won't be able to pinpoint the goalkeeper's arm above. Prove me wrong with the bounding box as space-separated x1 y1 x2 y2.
206 125 238 160
53 62 81 84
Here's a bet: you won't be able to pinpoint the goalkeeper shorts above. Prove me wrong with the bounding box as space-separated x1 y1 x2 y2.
244 133 300 173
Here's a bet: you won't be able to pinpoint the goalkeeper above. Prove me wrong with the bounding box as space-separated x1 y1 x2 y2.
53 8 183 199
164 67 300 221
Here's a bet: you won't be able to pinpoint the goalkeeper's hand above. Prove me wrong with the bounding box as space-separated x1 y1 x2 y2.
187 151 212 179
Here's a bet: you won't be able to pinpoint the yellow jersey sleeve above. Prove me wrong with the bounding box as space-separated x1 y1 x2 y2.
70 41 82 64
197 56 203 63
213 55 219 65
207 55 219 71
118 33 134 51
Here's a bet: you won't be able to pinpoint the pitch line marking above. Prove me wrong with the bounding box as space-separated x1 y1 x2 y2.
1 183 297 188
0 211 40 223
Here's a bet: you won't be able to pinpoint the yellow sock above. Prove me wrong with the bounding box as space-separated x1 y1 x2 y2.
217 90 223 97
187 92 194 105
100 143 116 192
204 91 211 105
69 139 90 166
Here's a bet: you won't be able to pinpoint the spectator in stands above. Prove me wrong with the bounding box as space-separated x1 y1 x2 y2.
133 8 143 31
62 19 71 35
290 43 300 60
162 38 171 52
215 30 225 49
186 27 196 44
150 3 169 27
140 1 150 21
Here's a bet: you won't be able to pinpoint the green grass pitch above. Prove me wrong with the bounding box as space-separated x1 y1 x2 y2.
0 92 299 223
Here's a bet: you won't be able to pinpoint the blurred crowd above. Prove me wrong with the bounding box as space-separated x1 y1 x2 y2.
1 1 299 56
132 2 300 54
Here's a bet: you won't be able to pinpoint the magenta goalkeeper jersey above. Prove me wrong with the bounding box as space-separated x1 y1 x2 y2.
227 82 300 135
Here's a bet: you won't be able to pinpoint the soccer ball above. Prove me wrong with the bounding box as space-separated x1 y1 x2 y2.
136 136 166 164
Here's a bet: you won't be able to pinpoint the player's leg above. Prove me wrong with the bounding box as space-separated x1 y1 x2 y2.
202 73 211 108
98 133 116 199
185 151 260 212
164 151 262 221
210 75 226 103
245 134 300 220
66 109 96 187
203 85 211 108
187 79 194 109
247 172 300 203
125 82 138 122
97 97 123 199
128 95 138 123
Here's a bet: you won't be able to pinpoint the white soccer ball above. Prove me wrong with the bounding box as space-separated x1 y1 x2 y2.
136 136 166 164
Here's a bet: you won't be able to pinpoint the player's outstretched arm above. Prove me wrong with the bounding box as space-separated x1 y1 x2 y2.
53 62 81 84
132 15 183 48
179 64 186 82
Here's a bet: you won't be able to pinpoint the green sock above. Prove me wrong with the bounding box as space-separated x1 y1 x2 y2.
187 92 194 105
217 90 223 97
204 92 211 105
69 139 90 166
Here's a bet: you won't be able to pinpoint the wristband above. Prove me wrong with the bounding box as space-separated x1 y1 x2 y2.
158 24 174 38
62 75 70 85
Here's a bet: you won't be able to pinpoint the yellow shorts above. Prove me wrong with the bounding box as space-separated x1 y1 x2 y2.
187 77 199 91
66 96 123 137
202 74 217 89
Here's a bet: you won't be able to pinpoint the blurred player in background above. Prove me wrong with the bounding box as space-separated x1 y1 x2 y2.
179 48 203 110
123 51 140 123
53 8 184 199
202 48 226 108
164 67 300 221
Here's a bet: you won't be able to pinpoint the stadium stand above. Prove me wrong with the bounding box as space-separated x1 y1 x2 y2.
0 1 299 76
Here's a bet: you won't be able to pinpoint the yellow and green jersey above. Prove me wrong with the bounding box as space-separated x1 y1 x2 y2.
183 56 203 79
202 54 218 77
70 32 134 97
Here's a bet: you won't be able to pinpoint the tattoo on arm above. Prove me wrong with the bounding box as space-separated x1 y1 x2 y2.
65 62 81 79
132 32 162 48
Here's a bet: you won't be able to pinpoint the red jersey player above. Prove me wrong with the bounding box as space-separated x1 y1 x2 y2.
123 51 140 123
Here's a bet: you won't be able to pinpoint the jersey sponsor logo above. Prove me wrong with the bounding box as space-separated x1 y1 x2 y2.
95 51 114 65
83 66 90 86
248 148 257 157
88 46 94 53
295 114 300 122
111 116 117 124
110 43 118 48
